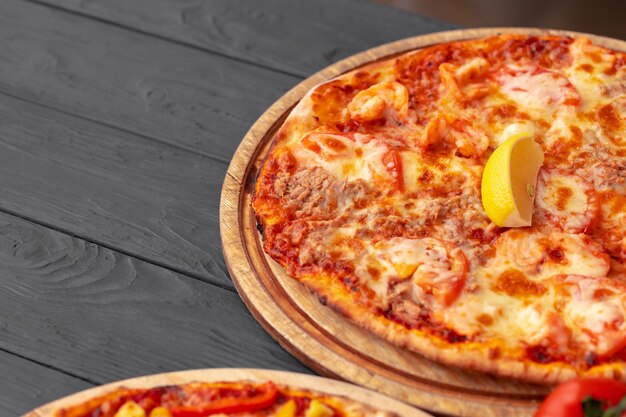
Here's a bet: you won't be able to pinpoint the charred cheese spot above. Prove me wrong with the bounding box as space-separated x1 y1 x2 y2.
547 246 565 263
367 266 381 280
419 169 434 184
491 269 546 297
555 186 573 211
477 313 494 326
598 103 621 133
330 234 364 256
488 103 519 121
612 194 626 214
526 345 559 364
570 125 583 141
324 136 348 152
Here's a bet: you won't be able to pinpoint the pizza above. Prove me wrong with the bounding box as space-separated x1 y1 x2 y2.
252 34 626 383
54 380 395 417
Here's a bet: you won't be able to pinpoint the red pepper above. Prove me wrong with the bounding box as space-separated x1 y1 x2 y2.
170 382 279 417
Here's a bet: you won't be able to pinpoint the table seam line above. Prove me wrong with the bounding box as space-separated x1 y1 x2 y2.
0 346 99 385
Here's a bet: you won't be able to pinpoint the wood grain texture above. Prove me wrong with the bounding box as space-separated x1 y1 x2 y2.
0 0 299 161
0 211 310 390
24 368 430 417
221 28 626 417
0 352 93 417
32 0 455 77
0 92 232 289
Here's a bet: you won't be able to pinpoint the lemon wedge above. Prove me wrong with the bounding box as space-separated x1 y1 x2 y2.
481 132 544 227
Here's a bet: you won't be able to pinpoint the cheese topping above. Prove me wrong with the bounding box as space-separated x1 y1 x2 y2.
496 65 580 116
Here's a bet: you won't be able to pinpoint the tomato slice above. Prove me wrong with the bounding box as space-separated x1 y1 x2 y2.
534 378 626 417
170 382 278 417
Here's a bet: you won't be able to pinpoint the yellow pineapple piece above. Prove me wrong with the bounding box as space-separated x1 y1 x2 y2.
274 399 297 417
304 399 334 417
113 401 146 417
148 407 172 417
393 262 418 279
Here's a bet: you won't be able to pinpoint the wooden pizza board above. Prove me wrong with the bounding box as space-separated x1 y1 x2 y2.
220 28 626 417
22 368 428 417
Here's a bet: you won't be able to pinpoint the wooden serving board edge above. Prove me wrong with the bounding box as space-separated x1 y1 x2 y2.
220 27 626 417
22 368 430 417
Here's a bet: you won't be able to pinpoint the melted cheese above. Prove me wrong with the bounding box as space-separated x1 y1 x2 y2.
289 132 394 186
536 170 597 233
495 122 537 146
562 276 626 355
496 65 580 116
401 152 481 194
488 230 610 279
566 37 617 111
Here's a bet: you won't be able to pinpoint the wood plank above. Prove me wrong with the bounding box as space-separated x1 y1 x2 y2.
0 211 311 393
31 0 455 77
0 0 299 161
0 92 231 288
0 352 92 416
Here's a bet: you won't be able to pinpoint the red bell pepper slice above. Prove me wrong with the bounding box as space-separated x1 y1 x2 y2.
170 382 279 417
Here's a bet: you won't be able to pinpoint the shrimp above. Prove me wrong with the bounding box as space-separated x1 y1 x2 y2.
418 114 489 158
491 229 610 278
535 169 600 233
348 81 409 123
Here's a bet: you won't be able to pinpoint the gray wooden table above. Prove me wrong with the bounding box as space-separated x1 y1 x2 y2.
0 1 453 414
